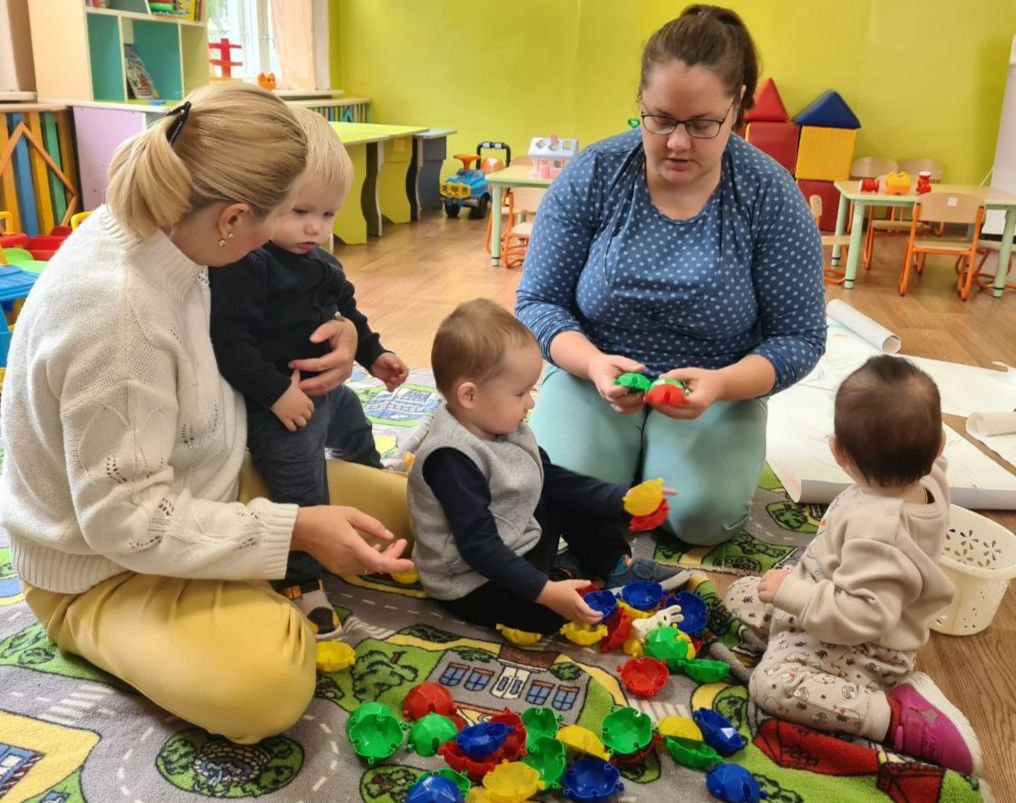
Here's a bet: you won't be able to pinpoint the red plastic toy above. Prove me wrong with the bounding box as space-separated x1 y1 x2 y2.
488 709 527 759
610 738 659 768
916 171 932 195
629 499 669 532
860 177 880 193
618 657 670 698
645 379 690 408
439 716 526 782
402 682 466 728
600 606 632 652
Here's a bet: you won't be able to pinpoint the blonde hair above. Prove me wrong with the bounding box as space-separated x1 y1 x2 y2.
107 82 307 238
293 107 354 208
431 299 538 398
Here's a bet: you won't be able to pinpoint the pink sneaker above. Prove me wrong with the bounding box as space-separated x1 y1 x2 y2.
887 672 982 776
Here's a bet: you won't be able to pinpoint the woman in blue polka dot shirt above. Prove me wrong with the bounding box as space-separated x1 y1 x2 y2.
516 5 826 547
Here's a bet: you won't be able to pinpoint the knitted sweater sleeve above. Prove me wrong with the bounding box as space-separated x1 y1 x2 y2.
60 345 295 581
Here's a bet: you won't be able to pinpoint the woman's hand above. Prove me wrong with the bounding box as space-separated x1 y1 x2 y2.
289 318 359 397
292 505 414 576
653 367 727 419
588 353 647 416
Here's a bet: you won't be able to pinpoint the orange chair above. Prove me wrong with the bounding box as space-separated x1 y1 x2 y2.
501 187 546 269
810 195 852 285
849 156 896 236
899 192 984 299
864 158 945 270
973 240 1016 294
485 156 532 255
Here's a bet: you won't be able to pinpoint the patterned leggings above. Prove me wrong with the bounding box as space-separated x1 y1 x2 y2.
726 576 915 740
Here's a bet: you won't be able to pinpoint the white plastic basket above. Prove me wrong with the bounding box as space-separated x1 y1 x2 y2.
932 504 1016 636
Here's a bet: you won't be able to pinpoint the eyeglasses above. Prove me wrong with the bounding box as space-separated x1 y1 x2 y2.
640 100 735 139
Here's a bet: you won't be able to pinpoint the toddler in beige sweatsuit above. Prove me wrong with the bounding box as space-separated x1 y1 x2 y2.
726 355 981 777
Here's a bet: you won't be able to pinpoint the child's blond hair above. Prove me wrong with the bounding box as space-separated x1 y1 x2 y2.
292 107 354 208
432 299 538 399
107 82 306 238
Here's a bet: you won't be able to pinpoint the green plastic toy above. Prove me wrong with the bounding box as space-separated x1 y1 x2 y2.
644 625 731 682
408 712 459 757
434 768 473 795
682 658 732 684
600 706 655 756
345 702 406 765
521 736 568 790
614 372 653 394
665 735 721 770
520 707 561 753
644 626 691 671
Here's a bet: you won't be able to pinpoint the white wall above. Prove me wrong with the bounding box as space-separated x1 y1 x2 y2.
987 36 1016 235
0 0 35 93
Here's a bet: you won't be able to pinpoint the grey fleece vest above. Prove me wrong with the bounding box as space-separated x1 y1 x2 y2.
408 405 544 600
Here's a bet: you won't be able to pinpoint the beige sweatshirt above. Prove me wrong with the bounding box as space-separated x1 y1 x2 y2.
0 207 296 594
774 456 954 651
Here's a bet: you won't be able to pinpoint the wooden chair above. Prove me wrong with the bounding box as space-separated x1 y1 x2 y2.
810 195 852 285
849 156 897 238
864 158 946 270
972 240 1016 294
501 186 546 269
899 191 984 299
485 156 533 254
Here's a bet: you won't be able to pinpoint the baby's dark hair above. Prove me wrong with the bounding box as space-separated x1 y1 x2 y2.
834 356 942 486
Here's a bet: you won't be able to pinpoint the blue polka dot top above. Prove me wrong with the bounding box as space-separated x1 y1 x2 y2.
515 128 826 394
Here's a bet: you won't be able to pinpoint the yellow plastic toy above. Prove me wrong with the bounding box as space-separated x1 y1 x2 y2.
556 724 610 760
657 715 703 742
560 621 608 646
466 789 491 803
622 634 644 658
497 623 543 647
391 568 420 585
315 641 356 673
616 600 654 621
885 171 912 195
622 478 665 516
482 761 544 803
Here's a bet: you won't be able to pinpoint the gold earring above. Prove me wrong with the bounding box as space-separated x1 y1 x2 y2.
217 238 226 247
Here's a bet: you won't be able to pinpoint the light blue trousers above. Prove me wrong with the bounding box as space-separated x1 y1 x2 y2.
531 367 767 546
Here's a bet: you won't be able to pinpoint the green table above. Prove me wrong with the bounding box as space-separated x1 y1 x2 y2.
329 122 427 244
832 181 1016 295
485 165 554 267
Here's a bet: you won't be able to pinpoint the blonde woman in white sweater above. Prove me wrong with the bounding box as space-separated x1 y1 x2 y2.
0 83 412 744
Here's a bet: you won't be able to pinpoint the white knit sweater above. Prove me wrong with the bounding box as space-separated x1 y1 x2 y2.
0 207 296 593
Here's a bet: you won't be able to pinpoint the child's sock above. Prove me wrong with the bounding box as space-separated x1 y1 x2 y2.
280 580 341 640
859 692 893 742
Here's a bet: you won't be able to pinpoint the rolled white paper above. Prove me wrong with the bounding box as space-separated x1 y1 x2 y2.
968 411 1016 438
826 299 901 354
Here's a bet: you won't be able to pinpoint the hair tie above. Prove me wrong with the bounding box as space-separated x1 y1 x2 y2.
166 100 192 145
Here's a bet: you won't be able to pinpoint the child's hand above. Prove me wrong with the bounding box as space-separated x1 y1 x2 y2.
271 369 315 432
371 352 409 392
537 579 603 624
758 568 791 604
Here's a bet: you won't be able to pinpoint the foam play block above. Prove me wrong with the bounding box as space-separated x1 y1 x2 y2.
794 126 856 182
794 90 861 129
797 179 840 231
745 78 789 123
745 121 799 173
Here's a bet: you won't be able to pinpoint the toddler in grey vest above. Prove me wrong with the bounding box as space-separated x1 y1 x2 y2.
408 299 683 634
